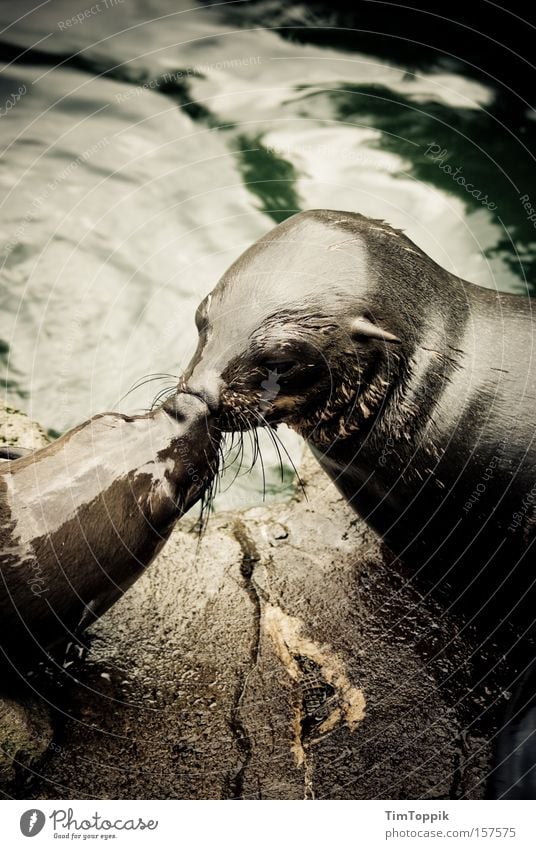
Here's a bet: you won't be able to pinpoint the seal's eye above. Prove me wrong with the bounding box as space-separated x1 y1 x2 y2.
258 353 323 394
255 340 324 392
262 359 296 376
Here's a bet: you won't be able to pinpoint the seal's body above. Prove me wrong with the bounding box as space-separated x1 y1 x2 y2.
312 276 536 621
0 394 218 665
184 210 536 605
181 209 536 797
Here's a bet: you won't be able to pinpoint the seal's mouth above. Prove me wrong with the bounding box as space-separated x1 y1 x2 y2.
213 356 333 435
216 384 325 434
155 389 223 530
214 354 395 449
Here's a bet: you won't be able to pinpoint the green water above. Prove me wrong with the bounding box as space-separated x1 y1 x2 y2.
0 0 534 508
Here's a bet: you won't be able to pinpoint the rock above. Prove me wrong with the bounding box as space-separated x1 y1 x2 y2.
0 404 48 451
13 447 508 800
0 697 53 791
0 405 52 793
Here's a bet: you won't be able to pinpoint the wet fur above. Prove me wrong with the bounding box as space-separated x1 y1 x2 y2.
181 209 536 799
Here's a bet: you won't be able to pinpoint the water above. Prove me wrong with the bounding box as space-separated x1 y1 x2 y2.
1 0 534 509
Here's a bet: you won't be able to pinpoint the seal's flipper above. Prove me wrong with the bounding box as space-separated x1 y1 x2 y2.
0 446 32 461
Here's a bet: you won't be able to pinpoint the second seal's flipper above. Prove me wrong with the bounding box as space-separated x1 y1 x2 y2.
487 661 536 799
0 446 32 461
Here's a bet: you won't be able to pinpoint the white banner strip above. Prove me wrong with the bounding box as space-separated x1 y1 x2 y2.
2 799 535 848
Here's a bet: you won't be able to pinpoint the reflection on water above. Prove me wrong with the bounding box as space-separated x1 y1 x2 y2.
0 0 534 509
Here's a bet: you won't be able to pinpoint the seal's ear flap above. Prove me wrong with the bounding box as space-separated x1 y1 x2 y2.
351 316 401 344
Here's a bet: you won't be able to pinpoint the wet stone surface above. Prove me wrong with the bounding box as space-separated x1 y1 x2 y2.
0 405 52 793
0 423 511 800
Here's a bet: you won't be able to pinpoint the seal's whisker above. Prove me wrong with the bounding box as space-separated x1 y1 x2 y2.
222 427 244 467
150 384 177 411
209 432 225 474
219 437 247 492
221 432 244 473
217 445 229 473
215 427 240 485
196 441 223 535
217 444 227 484
265 425 285 482
231 421 248 481
196 486 212 536
257 430 267 501
224 431 238 463
249 428 262 478
256 411 306 499
223 411 259 486
233 415 265 497
250 425 261 468
241 419 258 474
118 372 179 405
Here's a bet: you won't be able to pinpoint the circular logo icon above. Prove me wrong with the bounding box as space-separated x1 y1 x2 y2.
20 810 46 837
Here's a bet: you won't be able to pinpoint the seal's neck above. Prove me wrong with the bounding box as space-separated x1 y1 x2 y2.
308 283 471 478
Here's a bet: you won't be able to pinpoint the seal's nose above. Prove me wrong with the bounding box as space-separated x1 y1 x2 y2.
163 391 210 425
184 372 223 414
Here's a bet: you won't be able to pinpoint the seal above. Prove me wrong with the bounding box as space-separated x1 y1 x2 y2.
0 392 219 668
180 209 536 797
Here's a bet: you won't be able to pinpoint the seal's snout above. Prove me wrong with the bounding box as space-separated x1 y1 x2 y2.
163 390 210 424
183 372 224 414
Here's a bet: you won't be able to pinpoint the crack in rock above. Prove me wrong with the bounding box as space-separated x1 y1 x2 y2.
263 603 366 798
225 520 262 798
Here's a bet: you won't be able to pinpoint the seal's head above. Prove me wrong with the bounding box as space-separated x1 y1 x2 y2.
183 210 419 448
0 391 221 666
